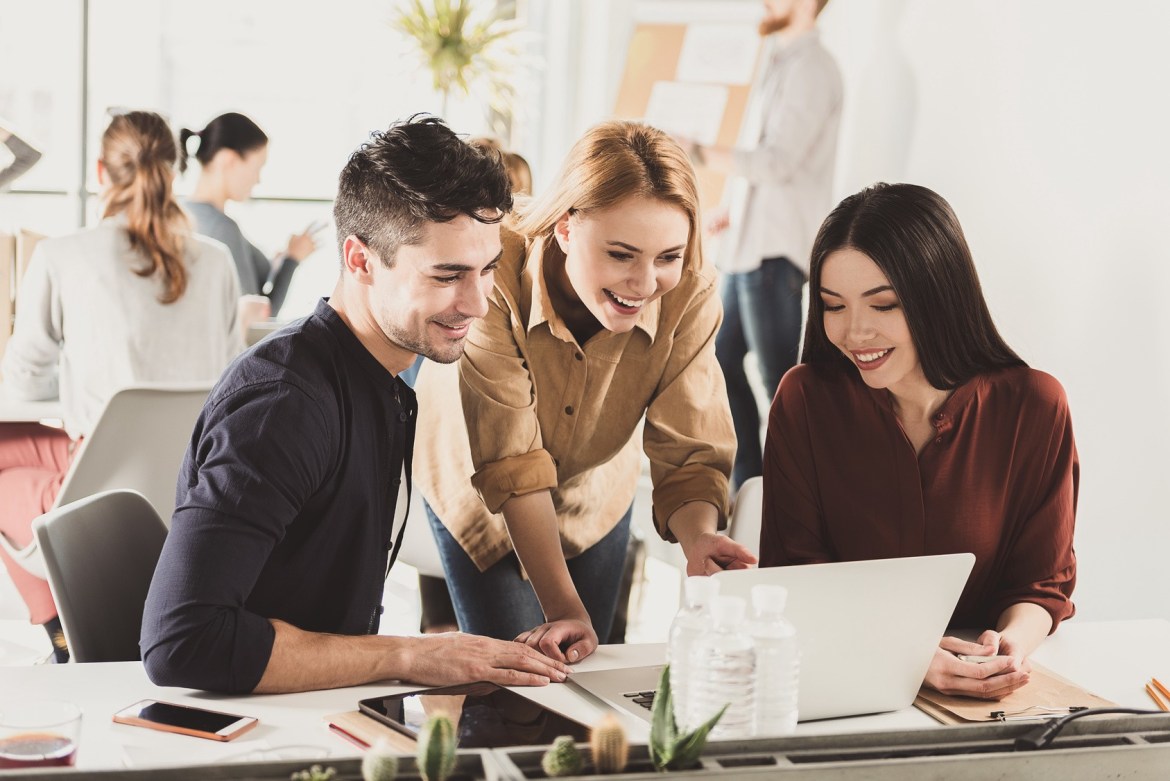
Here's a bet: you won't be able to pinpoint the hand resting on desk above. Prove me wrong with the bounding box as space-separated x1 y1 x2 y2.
515 617 596 665
923 635 1032 700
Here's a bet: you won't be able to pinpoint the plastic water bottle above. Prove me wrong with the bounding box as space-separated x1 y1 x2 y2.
748 585 800 736
667 576 720 730
687 595 755 740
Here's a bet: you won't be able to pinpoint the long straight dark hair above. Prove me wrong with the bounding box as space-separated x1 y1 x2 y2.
801 183 1024 389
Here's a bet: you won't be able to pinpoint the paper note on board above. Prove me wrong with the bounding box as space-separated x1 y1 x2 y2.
644 82 729 146
676 23 760 84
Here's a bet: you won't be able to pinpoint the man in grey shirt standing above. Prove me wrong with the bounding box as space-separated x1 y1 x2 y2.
691 0 843 490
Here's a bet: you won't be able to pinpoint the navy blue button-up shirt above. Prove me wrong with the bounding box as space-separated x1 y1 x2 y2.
141 299 415 693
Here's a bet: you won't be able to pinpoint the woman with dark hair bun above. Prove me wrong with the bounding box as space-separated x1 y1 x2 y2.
180 112 317 317
761 182 1078 700
0 110 242 661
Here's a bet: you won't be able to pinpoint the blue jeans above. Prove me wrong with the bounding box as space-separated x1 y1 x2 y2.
426 500 632 643
716 256 806 490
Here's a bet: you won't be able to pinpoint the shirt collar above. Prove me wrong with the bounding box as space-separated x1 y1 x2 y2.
312 298 414 407
523 234 661 345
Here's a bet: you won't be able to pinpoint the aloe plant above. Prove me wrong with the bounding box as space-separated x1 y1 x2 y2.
649 664 726 773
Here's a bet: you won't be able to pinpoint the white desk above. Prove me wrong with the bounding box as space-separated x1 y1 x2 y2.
0 384 62 423
0 619 1166 771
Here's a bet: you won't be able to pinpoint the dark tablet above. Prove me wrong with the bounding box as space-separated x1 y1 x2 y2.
359 682 590 749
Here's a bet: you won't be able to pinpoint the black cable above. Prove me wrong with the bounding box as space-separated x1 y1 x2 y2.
1013 707 1164 751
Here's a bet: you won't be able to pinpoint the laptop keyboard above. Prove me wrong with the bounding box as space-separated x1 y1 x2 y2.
623 689 657 711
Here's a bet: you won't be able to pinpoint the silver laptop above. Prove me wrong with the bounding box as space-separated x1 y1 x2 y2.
568 553 974 723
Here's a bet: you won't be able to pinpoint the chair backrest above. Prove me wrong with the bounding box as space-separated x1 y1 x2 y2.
55 384 211 525
32 490 168 662
728 475 764 557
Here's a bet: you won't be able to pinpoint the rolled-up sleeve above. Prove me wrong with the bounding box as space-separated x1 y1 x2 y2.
140 380 334 693
643 276 734 540
462 290 558 513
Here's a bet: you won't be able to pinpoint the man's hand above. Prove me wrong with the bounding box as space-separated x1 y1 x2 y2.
515 617 598 664
405 633 571 687
922 636 1031 700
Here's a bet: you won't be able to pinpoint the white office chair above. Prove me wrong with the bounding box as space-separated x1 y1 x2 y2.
33 490 167 662
728 475 764 558
0 384 211 579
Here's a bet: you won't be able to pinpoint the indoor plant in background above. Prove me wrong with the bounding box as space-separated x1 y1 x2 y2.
391 0 522 129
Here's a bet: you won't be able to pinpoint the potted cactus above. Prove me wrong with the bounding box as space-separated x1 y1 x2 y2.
417 714 458 781
590 715 630 775
541 735 584 777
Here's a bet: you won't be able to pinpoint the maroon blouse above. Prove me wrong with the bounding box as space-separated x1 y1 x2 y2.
760 363 1078 632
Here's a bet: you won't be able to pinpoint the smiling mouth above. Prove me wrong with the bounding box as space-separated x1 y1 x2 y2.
604 289 645 311
432 320 471 336
850 347 894 370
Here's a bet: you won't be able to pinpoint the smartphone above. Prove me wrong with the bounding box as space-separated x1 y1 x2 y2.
957 654 1010 664
112 700 258 742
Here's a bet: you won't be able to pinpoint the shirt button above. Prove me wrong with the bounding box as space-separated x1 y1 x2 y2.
391 477 402 487
398 412 408 422
575 353 584 361
564 405 574 415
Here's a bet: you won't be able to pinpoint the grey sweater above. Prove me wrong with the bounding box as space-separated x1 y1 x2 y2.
185 200 298 315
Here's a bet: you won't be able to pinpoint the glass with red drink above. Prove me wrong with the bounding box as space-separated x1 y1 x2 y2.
0 700 82 768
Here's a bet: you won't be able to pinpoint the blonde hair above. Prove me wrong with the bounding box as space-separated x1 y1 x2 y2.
100 111 189 304
513 121 703 270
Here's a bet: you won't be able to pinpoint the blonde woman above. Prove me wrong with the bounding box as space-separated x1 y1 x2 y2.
0 111 242 661
416 121 755 663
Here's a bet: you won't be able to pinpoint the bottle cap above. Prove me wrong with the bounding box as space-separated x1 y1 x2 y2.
751 584 788 614
710 595 746 626
684 575 720 606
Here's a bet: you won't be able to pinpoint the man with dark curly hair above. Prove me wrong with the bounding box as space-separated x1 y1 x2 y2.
142 116 571 694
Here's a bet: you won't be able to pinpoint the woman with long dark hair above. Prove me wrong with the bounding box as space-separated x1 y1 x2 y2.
180 112 317 317
0 111 242 661
760 183 1078 699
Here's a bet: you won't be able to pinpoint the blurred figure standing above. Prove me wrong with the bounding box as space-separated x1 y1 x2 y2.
692 0 843 490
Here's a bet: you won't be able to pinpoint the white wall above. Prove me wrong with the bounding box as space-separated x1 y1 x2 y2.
821 0 1170 622
569 0 1170 621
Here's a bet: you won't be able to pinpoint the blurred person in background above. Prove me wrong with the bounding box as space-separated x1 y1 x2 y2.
0 110 242 662
180 112 320 321
692 0 843 491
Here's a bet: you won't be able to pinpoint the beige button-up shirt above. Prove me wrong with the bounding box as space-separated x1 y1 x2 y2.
414 230 735 572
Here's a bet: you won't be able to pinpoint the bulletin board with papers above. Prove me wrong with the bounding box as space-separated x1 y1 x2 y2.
613 22 763 208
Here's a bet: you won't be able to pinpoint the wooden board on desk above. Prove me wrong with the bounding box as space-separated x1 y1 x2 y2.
326 710 416 753
915 662 1116 724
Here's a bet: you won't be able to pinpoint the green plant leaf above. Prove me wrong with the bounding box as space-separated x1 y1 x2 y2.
668 704 727 770
649 664 678 771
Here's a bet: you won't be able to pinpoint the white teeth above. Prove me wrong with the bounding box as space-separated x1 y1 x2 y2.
608 291 644 308
856 349 890 363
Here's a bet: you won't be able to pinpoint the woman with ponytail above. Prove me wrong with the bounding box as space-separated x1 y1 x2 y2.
0 111 242 661
180 112 317 317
